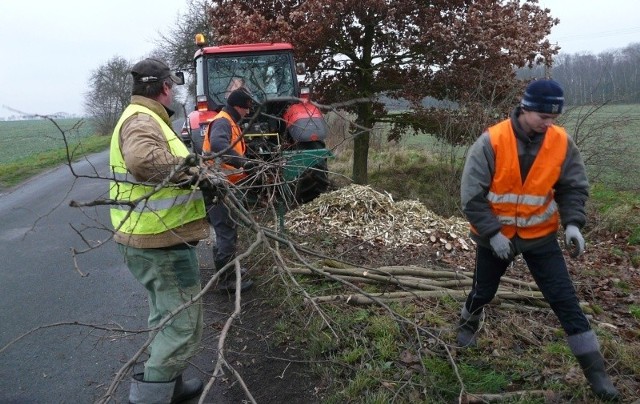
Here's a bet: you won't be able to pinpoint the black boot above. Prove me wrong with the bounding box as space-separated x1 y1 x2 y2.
171 374 203 403
568 330 620 401
575 351 620 401
215 260 253 292
456 307 482 348
129 373 174 404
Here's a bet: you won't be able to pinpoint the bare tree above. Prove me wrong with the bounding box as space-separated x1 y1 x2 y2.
552 43 640 105
153 0 215 104
84 56 132 135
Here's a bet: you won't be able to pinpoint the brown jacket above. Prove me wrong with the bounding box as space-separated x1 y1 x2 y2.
113 95 209 248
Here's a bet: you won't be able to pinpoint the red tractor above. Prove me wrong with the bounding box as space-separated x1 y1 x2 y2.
185 34 331 204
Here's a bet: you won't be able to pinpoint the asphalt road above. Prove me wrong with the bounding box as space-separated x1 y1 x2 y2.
0 150 215 403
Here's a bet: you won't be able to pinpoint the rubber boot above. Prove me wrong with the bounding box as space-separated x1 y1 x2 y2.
456 306 482 348
215 260 253 292
171 374 203 403
575 352 620 401
568 330 619 401
129 373 175 404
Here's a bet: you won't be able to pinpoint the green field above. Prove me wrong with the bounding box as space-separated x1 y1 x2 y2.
0 118 110 188
561 104 640 145
2 104 639 191
398 104 640 191
0 118 98 164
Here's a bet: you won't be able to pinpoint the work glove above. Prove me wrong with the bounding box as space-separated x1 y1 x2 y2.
565 224 585 258
489 232 514 261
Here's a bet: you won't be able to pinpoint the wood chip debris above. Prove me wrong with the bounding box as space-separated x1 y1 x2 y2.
285 184 475 252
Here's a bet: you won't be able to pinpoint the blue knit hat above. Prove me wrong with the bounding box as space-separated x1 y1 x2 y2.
521 79 564 114
227 88 253 109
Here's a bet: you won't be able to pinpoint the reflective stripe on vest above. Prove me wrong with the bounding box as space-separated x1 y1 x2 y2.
202 110 247 184
478 119 568 239
109 104 206 235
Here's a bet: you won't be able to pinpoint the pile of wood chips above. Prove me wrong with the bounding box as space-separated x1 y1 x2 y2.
284 185 550 308
285 184 474 252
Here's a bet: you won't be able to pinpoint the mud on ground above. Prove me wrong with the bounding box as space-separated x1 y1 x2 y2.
191 239 324 404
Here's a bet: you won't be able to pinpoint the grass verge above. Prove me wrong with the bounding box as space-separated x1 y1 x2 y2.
254 147 640 402
262 268 637 402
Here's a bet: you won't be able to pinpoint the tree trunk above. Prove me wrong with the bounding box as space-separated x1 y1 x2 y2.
351 21 375 185
352 99 374 185
352 130 370 184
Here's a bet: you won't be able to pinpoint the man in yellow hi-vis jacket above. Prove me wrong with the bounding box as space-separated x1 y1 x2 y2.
109 58 209 403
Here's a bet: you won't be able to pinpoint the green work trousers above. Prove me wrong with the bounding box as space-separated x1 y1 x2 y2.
118 244 203 382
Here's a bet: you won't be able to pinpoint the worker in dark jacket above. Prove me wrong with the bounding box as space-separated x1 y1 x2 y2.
457 79 618 401
202 88 256 292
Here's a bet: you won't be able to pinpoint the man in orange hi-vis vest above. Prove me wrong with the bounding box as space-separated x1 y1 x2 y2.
457 79 618 401
202 88 256 292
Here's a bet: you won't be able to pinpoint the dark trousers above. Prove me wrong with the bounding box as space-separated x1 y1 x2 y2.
463 238 590 336
206 198 237 268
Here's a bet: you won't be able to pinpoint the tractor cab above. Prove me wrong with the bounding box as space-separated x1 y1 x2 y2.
187 34 331 204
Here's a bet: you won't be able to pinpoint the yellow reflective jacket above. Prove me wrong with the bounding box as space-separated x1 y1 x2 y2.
109 104 207 240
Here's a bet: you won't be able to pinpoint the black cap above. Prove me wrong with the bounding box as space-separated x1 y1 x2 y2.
131 58 184 85
227 88 253 109
521 79 564 114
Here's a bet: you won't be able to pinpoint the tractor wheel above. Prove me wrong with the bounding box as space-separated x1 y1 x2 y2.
294 159 329 204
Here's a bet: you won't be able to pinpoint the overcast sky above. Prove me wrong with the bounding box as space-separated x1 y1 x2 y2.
1 0 639 120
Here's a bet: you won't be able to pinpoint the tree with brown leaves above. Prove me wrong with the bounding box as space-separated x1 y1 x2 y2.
206 0 559 184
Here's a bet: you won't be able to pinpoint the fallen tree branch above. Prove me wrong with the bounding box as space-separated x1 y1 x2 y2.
285 261 546 308
307 289 545 305
288 264 540 291
289 267 459 291
461 389 558 403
